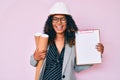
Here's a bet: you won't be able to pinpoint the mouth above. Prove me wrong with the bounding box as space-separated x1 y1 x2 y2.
56 26 63 31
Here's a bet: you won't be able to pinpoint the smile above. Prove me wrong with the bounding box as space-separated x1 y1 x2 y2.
56 26 63 31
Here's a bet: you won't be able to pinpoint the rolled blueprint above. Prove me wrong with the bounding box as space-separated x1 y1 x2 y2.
34 33 49 80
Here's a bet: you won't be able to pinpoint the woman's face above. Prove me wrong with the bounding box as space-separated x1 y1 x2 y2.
52 14 67 34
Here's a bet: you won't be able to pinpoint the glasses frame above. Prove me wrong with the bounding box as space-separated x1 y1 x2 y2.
52 17 67 23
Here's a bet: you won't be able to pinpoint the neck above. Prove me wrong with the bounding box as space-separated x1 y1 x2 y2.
55 33 65 41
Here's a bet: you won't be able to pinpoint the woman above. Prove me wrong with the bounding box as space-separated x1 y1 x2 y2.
30 2 104 80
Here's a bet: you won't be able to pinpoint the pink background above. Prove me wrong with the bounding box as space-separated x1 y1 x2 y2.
0 0 120 80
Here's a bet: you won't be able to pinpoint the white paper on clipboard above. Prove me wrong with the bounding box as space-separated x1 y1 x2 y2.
75 29 102 65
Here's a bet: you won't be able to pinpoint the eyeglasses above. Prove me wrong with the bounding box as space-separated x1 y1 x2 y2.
52 17 66 23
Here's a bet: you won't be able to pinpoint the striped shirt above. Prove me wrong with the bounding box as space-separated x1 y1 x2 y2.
42 42 65 80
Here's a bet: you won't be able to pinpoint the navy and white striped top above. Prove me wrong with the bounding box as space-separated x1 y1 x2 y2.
42 42 65 80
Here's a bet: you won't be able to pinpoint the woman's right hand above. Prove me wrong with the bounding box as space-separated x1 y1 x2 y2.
33 48 47 61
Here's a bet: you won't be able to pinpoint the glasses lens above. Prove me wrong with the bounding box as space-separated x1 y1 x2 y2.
52 17 66 23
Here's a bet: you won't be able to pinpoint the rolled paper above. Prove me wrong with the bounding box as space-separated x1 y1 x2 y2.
34 33 42 48
34 33 49 80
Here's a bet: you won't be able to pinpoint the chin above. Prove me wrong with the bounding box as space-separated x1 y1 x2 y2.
55 31 64 34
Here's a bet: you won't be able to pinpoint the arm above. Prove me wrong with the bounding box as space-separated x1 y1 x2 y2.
30 49 47 67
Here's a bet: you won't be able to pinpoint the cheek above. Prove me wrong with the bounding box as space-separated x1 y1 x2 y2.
52 23 56 29
52 22 55 26
64 26 67 30
64 24 67 29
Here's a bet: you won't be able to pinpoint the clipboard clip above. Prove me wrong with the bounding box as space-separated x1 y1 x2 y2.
79 29 97 34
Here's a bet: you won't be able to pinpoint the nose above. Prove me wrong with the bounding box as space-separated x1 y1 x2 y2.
57 19 62 24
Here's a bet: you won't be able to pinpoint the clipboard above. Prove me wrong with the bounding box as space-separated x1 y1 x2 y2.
75 29 102 65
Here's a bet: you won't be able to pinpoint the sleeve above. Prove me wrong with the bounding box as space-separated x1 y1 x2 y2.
30 54 38 67
74 64 93 72
74 58 93 72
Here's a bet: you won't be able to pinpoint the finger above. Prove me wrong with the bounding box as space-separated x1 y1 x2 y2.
41 55 46 59
38 52 47 56
39 50 47 54
38 54 46 60
96 43 101 47
39 53 46 56
36 48 39 51
96 43 104 49
96 47 104 54
98 43 104 48
96 46 103 50
42 50 47 52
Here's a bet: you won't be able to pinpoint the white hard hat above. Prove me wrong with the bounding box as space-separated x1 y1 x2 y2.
49 2 70 16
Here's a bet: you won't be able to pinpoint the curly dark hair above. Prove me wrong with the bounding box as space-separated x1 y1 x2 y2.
43 15 78 47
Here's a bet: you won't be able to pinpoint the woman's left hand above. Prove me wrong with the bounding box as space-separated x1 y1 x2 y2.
96 43 104 54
